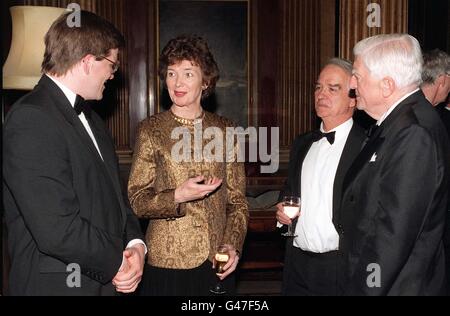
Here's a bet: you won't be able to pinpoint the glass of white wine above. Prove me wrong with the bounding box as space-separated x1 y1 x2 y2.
281 195 301 237
210 245 229 295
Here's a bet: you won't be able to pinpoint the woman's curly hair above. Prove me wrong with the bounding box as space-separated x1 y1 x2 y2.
159 35 220 98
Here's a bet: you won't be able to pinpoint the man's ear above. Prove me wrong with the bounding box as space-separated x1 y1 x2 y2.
380 77 395 98
436 74 446 88
80 54 95 75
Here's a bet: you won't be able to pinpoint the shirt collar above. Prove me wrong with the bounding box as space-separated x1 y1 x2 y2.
46 74 77 107
377 88 420 126
320 117 353 143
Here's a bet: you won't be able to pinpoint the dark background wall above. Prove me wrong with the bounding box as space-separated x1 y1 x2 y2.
409 0 450 52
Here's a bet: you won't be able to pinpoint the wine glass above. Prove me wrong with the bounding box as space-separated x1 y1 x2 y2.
281 195 301 237
210 245 229 295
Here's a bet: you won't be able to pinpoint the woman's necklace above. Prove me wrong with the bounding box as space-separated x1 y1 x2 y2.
170 110 205 126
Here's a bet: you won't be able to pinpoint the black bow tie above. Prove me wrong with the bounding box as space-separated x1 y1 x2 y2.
312 130 336 145
74 95 91 118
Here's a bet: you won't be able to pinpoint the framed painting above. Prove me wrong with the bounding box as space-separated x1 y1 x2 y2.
158 0 250 127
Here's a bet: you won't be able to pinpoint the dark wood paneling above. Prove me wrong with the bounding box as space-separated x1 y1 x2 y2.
339 0 408 60
277 0 321 148
320 0 337 67
254 0 279 129
125 0 156 161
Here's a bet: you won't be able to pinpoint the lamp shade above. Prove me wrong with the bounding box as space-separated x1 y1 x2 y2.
3 6 66 90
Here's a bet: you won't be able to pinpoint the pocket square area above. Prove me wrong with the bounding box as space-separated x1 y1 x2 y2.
370 153 377 162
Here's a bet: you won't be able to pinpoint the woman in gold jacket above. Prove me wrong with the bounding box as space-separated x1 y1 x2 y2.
128 35 248 296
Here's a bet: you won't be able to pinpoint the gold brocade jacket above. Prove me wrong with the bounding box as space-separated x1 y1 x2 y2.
128 111 249 269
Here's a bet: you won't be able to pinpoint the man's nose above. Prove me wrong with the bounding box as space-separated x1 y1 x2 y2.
316 87 326 99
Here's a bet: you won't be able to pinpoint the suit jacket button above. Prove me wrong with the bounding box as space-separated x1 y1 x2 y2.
349 195 355 202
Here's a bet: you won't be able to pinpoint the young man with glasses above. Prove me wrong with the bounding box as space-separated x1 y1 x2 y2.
3 10 145 296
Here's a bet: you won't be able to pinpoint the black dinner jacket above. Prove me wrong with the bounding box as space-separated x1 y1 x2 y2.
339 90 450 296
280 122 366 232
3 75 143 295
436 104 450 137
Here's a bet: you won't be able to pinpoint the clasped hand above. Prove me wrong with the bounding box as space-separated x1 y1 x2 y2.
112 244 145 293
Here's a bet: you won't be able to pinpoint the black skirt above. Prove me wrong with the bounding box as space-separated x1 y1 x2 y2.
139 260 236 296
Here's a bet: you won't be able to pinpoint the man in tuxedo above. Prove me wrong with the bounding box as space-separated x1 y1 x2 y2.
421 49 450 108
421 49 450 135
421 49 450 294
340 34 449 295
3 10 145 295
276 58 366 295
438 96 450 137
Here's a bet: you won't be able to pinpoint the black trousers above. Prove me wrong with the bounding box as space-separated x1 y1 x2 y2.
139 260 236 296
282 242 339 296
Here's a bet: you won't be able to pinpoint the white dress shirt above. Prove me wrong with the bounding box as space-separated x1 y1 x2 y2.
47 75 104 160
47 74 146 256
293 118 354 253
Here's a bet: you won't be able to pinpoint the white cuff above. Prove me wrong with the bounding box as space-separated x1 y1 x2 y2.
126 239 148 254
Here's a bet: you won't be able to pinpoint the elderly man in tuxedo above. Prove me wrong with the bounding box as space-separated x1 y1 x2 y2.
3 11 145 295
340 34 449 295
276 58 366 295
421 49 450 107
421 48 450 294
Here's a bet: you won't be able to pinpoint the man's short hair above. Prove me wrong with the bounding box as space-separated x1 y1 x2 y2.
42 10 125 76
422 49 450 85
324 58 353 76
353 34 423 89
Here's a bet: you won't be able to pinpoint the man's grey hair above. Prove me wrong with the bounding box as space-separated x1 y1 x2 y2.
323 57 353 76
353 34 423 89
422 49 450 85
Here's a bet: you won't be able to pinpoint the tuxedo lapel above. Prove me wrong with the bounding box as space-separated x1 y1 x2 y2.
333 124 365 225
87 115 127 228
343 127 384 191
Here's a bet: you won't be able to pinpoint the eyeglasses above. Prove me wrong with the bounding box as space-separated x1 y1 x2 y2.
98 56 120 73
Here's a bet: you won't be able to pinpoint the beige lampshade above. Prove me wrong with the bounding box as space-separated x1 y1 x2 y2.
3 6 66 90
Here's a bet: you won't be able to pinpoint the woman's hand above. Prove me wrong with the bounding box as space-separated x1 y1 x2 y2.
213 244 240 280
174 175 222 203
